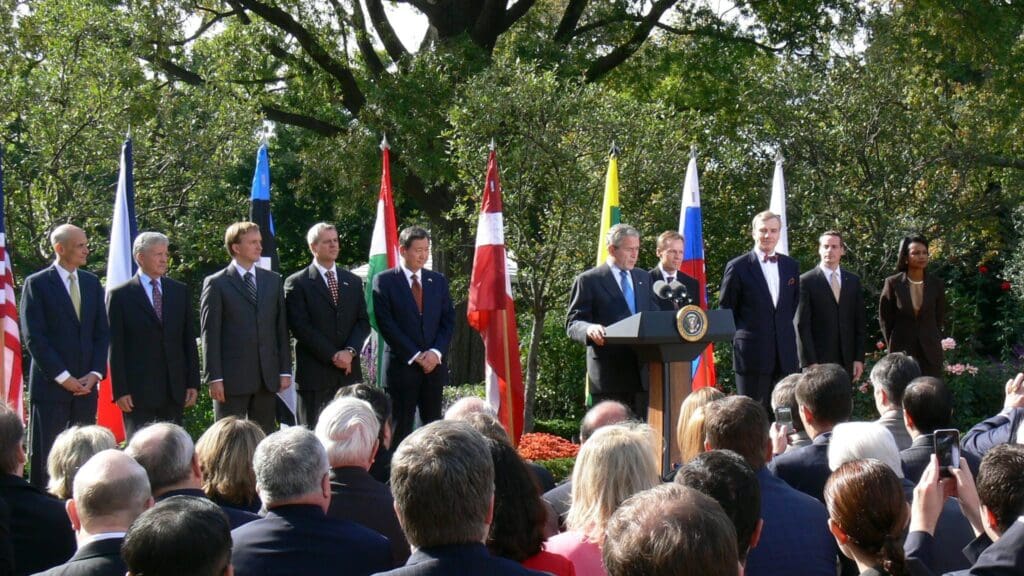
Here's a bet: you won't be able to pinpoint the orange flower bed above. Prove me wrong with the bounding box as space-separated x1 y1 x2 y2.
517 432 579 461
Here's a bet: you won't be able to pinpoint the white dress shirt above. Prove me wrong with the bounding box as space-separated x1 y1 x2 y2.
754 248 780 306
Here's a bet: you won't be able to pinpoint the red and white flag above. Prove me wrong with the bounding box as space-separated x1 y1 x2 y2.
0 150 24 420
467 146 525 444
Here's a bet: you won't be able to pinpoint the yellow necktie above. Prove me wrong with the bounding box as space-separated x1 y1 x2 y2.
69 274 81 319
830 272 841 303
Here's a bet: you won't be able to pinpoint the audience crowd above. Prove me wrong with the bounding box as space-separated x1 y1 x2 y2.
1 366 1024 576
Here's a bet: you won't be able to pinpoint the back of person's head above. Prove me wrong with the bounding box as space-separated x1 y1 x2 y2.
195 417 265 508
771 373 806 433
444 396 496 421
485 436 546 562
870 353 921 407
901 377 952 434
463 412 512 445
704 396 769 470
316 397 380 469
828 422 904 478
580 401 633 443
123 496 232 576
975 444 1024 535
47 425 117 500
253 427 328 507
824 459 909 576
125 422 195 494
336 383 393 448
0 403 24 476
567 424 659 542
676 387 726 463
604 483 740 576
796 364 853 427
675 450 761 563
72 449 151 531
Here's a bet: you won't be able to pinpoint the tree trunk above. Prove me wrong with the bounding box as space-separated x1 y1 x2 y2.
523 305 546 432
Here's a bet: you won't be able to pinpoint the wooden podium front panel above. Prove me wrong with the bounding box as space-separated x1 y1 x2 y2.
648 362 692 477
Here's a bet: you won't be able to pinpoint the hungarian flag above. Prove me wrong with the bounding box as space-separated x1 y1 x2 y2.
595 145 621 266
467 146 524 444
769 150 789 255
97 137 138 441
678 150 717 390
365 136 400 384
0 149 25 421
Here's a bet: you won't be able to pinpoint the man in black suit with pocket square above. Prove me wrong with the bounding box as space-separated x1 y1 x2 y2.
107 232 200 439
201 222 292 435
567 224 656 417
649 231 699 311
285 223 370 429
21 224 109 489
796 231 866 382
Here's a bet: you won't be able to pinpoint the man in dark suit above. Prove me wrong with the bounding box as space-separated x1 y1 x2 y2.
796 231 866 382
376 420 546 576
0 403 75 576
36 449 152 576
122 496 233 576
107 232 200 439
720 211 800 410
372 226 455 446
315 396 410 565
900 377 980 483
21 224 109 488
769 364 852 503
201 221 292 435
649 231 699 310
567 224 656 417
704 396 839 576
963 372 1024 459
125 422 258 529
231 427 391 576
285 223 370 428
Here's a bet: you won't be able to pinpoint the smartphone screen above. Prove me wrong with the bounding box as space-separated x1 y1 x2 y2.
933 429 960 477
775 407 793 427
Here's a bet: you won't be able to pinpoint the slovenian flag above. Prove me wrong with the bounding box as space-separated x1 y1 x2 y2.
678 150 717 390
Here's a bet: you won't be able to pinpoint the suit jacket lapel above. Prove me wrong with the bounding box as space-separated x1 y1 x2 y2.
47 266 81 326
896 273 913 312
307 265 336 309
226 265 256 305
130 276 162 325
598 265 627 311
394 267 420 315
747 251 774 308
629 269 645 313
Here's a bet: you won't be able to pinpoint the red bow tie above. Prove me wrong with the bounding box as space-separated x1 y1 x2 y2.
763 255 778 263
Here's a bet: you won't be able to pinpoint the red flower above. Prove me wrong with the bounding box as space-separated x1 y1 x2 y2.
876 341 886 351
978 265 989 274
1001 281 1012 291
517 433 580 461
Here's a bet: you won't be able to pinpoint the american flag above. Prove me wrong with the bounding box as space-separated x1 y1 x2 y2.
0 149 25 421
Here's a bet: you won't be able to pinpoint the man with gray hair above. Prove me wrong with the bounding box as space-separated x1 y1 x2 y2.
867 351 920 451
21 223 109 488
107 231 200 439
316 397 409 565
232 426 391 575
376 420 545 575
35 449 153 576
125 422 257 529
566 223 655 416
284 222 370 428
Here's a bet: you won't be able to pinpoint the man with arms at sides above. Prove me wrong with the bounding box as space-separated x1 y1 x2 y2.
372 226 455 446
107 232 200 439
649 231 699 310
0 404 74 575
899 376 980 483
125 422 258 529
231 427 391 576
376 420 546 576
566 224 656 417
796 231 866 382
704 396 839 576
868 352 920 451
201 221 292 435
720 211 800 411
315 396 410 566
285 223 370 428
122 496 234 576
35 450 153 576
21 224 109 488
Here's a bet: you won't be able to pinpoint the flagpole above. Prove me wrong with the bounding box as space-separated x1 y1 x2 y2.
500 308 516 440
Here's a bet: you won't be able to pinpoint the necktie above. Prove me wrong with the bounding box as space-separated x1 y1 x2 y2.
620 270 636 315
830 272 841 302
326 270 339 305
411 274 423 313
763 254 779 263
68 274 81 320
151 278 163 322
243 271 257 305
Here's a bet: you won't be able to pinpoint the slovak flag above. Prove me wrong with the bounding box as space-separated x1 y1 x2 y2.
678 151 717 390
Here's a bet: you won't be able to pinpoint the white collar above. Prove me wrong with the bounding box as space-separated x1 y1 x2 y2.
138 272 161 287
54 262 77 282
313 261 337 276
232 260 256 277
754 247 777 262
819 264 841 277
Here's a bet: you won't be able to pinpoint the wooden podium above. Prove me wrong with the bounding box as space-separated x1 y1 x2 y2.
604 309 735 476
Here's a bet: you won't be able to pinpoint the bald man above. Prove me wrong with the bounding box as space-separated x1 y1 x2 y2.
36 449 153 576
21 224 110 488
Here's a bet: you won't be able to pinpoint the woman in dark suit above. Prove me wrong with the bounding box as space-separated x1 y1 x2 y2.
879 236 946 378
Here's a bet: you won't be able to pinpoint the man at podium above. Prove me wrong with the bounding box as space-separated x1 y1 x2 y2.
567 224 656 416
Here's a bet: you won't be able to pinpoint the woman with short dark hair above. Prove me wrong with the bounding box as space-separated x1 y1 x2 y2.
879 235 946 377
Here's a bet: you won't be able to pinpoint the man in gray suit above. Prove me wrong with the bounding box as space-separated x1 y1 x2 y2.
201 221 292 434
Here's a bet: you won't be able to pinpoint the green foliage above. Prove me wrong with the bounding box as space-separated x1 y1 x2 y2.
533 418 579 442
531 456 575 484
183 388 215 441
532 314 586 424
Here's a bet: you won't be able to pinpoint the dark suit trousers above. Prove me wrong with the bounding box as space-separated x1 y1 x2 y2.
296 387 336 429
29 395 96 487
736 370 785 417
215 386 278 436
123 403 184 440
388 363 443 447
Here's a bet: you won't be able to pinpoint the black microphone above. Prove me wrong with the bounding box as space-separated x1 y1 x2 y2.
653 280 674 301
669 280 691 304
